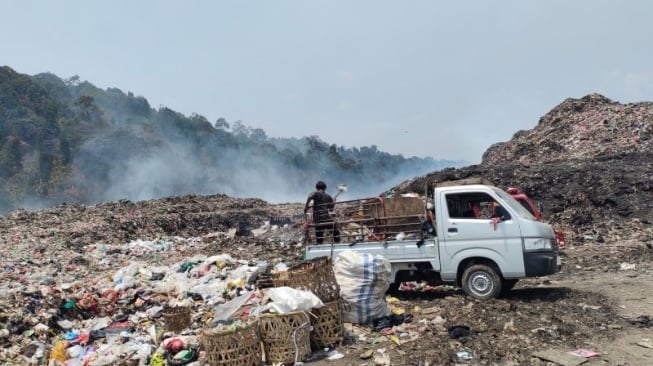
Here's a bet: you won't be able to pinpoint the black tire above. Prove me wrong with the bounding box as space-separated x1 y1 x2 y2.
461 264 502 300
501 279 519 293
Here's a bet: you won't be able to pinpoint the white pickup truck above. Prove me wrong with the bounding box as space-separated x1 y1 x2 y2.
304 183 561 300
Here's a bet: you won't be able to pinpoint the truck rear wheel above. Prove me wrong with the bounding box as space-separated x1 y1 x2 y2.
461 264 502 300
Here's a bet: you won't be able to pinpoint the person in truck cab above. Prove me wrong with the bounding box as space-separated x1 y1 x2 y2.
491 202 510 221
304 181 340 244
463 201 482 218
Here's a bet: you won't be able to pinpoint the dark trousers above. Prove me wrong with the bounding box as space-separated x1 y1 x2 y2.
315 221 340 244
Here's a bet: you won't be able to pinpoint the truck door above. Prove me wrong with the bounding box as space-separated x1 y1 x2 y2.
437 191 526 280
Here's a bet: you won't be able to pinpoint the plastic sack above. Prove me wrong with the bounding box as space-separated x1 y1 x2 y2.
190 282 223 300
49 340 68 362
113 275 136 291
213 291 256 321
205 254 236 268
112 262 140 283
152 272 190 294
135 343 153 364
266 286 324 314
228 263 254 282
334 250 391 324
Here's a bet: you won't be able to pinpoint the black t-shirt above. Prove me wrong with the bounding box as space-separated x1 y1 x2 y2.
309 191 334 222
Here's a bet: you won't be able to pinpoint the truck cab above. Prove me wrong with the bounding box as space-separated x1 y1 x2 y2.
434 185 559 297
304 183 560 300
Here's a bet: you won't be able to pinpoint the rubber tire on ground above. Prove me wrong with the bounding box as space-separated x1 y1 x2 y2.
461 264 502 300
501 279 518 293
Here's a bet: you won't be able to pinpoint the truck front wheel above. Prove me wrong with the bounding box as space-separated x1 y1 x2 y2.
461 264 502 300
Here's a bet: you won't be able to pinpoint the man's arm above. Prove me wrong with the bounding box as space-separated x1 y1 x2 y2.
304 193 314 213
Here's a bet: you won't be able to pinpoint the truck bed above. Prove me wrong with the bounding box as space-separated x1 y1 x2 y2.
304 238 438 263
304 195 429 245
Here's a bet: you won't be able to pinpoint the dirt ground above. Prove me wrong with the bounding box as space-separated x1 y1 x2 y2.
307 245 653 366
557 264 653 365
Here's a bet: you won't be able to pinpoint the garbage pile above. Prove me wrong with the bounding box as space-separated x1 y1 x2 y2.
482 93 653 165
0 194 303 249
386 94 653 249
0 224 353 366
1 209 648 365
0 215 289 363
0 238 260 365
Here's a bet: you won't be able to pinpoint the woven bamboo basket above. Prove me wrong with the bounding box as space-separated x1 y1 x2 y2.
200 320 262 366
310 300 343 349
162 306 191 333
259 312 311 364
271 257 340 303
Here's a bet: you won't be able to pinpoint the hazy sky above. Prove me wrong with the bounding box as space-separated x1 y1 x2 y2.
3 1 652 163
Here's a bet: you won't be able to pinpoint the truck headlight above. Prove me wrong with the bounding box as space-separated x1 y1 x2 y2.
523 238 553 251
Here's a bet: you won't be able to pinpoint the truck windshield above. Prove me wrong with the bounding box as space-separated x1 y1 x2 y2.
492 187 537 220
516 199 536 216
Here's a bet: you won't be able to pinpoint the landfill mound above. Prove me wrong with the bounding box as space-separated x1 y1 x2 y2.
390 153 653 248
1 198 648 365
389 94 653 249
482 93 653 164
0 195 311 365
0 194 302 249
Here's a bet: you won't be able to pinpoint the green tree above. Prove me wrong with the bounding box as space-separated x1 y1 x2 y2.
0 137 22 178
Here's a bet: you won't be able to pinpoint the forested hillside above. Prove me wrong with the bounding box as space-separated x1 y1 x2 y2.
0 66 462 214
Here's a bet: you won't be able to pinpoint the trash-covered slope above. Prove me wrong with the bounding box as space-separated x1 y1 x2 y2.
389 94 653 247
1 188 650 365
0 194 302 249
482 93 653 164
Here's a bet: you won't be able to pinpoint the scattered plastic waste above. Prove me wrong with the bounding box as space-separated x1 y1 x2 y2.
456 349 473 361
386 296 400 304
568 348 599 358
0 233 315 364
360 349 374 359
619 262 637 271
326 349 344 360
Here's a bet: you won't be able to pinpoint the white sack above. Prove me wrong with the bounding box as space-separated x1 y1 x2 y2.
266 286 324 314
152 272 190 294
334 250 391 325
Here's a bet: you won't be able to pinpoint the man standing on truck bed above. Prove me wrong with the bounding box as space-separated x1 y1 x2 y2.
304 180 340 244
